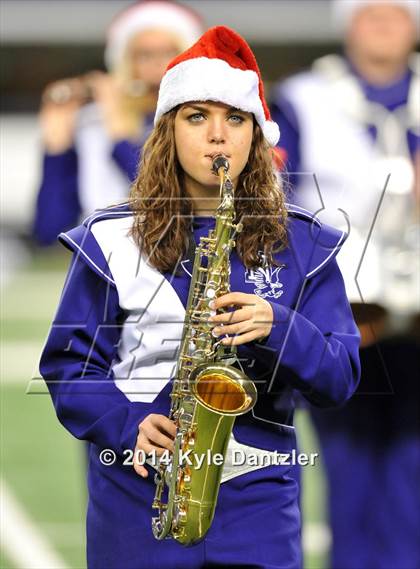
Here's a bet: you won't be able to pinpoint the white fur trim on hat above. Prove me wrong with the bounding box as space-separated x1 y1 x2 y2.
155 57 280 146
332 0 420 33
263 120 281 148
104 1 203 70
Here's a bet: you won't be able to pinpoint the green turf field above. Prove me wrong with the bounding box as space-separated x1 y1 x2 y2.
1 249 328 569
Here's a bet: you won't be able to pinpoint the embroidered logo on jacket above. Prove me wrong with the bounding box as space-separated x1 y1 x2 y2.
245 253 285 299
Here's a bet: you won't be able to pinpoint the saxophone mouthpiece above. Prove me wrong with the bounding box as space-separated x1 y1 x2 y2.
211 154 229 175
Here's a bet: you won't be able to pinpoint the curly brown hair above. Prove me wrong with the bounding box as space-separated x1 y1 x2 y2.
129 108 288 272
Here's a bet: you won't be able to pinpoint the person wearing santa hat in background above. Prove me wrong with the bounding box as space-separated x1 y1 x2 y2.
32 0 204 246
38 25 360 568
270 1 419 568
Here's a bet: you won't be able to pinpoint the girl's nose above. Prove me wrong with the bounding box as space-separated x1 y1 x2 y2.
207 118 226 144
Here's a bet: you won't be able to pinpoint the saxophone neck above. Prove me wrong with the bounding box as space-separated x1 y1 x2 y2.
211 155 234 212
218 181 234 215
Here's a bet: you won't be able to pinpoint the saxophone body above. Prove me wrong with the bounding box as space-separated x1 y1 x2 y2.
152 156 257 546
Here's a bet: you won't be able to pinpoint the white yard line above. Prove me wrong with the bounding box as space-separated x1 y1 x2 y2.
0 478 70 569
303 521 331 555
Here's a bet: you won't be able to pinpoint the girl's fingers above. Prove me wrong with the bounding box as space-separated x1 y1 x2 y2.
140 414 176 436
212 320 254 337
152 416 177 438
133 462 148 478
133 441 171 478
211 292 254 309
147 414 177 437
209 307 250 325
138 425 175 452
138 416 176 452
150 430 175 452
136 438 170 457
133 441 154 478
221 330 261 346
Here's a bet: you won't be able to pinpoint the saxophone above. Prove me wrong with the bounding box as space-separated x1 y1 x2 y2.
151 155 257 546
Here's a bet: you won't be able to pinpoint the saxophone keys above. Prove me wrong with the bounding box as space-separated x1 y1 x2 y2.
179 414 192 430
174 503 188 526
152 517 163 535
178 468 192 492
184 432 195 449
177 463 192 483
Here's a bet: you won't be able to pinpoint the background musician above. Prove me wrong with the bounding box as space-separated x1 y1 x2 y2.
270 1 420 567
33 0 204 245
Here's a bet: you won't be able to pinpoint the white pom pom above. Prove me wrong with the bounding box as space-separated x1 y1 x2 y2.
263 120 280 147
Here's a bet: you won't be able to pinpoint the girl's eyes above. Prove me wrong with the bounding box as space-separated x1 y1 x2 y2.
187 112 205 122
186 112 246 124
228 114 245 124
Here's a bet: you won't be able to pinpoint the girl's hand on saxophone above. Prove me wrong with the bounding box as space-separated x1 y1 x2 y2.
134 414 176 478
208 292 274 346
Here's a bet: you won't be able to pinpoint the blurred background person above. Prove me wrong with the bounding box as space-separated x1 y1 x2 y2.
270 1 420 568
33 0 204 246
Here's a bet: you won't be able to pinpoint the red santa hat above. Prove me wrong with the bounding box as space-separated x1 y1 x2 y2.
332 0 420 33
104 0 204 71
154 26 280 146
